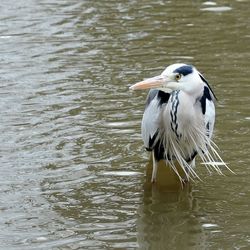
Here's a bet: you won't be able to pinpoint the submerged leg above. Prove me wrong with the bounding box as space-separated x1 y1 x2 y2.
183 158 196 183
151 151 158 183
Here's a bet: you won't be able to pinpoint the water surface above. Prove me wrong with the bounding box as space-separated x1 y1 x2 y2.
0 0 249 249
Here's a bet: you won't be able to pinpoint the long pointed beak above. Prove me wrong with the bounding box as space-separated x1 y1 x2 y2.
129 75 165 90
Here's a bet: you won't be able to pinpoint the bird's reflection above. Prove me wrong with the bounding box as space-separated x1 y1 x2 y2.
143 155 190 191
136 158 205 249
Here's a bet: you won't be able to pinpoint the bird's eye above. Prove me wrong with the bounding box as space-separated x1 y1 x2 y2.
175 74 182 81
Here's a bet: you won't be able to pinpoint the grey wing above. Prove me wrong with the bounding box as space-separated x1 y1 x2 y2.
204 98 215 139
141 90 162 150
200 86 215 138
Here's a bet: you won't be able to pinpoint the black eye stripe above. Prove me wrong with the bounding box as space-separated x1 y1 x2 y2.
173 65 193 76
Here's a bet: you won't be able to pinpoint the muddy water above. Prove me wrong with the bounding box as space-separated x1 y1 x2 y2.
0 0 249 249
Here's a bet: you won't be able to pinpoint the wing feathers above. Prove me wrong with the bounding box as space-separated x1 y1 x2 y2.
142 90 170 150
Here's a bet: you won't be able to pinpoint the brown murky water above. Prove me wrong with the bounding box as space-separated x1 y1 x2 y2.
0 0 249 249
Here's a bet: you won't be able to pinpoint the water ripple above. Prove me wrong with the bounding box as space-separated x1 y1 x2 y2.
0 0 250 249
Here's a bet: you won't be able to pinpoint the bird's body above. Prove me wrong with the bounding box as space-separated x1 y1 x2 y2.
130 63 230 183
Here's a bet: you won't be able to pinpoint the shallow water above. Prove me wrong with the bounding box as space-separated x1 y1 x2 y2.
0 0 249 249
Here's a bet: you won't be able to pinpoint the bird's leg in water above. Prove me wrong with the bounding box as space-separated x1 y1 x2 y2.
151 151 158 183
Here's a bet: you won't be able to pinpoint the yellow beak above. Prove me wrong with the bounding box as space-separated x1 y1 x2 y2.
129 75 165 90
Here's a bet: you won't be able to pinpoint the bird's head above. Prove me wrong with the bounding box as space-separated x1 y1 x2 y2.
130 63 207 95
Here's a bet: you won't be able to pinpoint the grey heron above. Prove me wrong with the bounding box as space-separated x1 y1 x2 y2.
130 63 231 183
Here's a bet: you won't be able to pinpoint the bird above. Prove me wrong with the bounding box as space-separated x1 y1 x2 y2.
130 63 231 183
